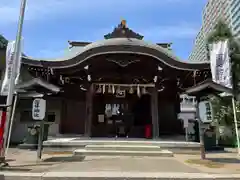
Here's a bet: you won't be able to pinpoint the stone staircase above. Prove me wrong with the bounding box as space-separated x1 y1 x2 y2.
43 138 200 155
73 142 174 157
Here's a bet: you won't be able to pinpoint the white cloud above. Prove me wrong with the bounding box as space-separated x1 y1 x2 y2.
0 0 193 25
0 0 199 59
25 23 199 59
81 23 199 41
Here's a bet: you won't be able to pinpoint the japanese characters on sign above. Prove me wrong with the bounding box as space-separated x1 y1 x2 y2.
198 101 213 123
32 98 46 120
215 53 224 82
1 41 15 96
205 102 212 122
1 40 22 96
210 40 232 89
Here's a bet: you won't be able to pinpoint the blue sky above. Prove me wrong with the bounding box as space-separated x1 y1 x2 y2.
0 0 207 60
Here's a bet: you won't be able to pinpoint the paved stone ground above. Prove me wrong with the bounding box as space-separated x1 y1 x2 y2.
175 151 240 174
44 156 200 173
2 148 240 174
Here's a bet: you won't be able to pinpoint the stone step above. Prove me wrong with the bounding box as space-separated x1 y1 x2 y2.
44 140 200 148
73 149 174 157
85 144 161 151
43 138 201 154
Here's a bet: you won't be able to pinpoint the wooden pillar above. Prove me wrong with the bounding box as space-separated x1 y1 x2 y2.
84 84 94 137
151 87 159 139
59 98 66 134
195 96 206 160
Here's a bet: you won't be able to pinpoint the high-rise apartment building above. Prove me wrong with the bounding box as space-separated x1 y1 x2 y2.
188 26 208 62
189 0 232 62
230 0 240 38
203 0 231 35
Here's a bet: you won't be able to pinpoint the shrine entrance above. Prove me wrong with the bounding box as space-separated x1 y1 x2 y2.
17 19 211 142
91 83 153 138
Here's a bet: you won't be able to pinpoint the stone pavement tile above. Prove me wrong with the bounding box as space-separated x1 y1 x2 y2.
5 148 240 175
46 156 201 173
3 148 64 173
4 149 201 173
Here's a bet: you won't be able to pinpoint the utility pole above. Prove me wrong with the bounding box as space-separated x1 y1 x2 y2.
1 0 27 164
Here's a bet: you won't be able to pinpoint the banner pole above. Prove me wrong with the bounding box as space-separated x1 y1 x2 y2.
5 94 18 157
1 0 27 163
209 40 239 156
0 108 7 160
232 97 240 155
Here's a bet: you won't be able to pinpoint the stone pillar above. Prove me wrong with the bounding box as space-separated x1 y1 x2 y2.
151 87 159 139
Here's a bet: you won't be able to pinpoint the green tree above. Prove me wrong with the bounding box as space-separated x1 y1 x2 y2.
0 34 8 49
207 20 240 144
0 34 8 67
207 20 240 94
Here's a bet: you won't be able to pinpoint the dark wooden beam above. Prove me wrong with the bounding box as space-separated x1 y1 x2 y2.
84 84 94 137
151 87 159 139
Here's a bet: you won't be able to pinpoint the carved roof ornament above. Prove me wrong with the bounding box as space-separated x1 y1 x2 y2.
106 58 140 67
104 19 144 40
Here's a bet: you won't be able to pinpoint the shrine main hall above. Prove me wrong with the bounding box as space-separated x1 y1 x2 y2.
1 20 210 142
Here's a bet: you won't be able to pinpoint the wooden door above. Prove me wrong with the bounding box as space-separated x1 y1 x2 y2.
61 100 86 134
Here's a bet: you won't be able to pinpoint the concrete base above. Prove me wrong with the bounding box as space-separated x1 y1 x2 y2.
18 143 37 150
206 146 225 152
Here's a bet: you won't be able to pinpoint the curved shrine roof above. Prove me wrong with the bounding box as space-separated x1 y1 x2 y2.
22 38 210 71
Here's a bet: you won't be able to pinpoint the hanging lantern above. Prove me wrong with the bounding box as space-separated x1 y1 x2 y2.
137 85 141 97
142 86 147 94
129 86 134 94
108 84 112 94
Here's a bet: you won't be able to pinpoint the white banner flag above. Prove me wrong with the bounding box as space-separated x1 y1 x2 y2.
14 41 22 85
210 40 232 89
0 40 22 96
